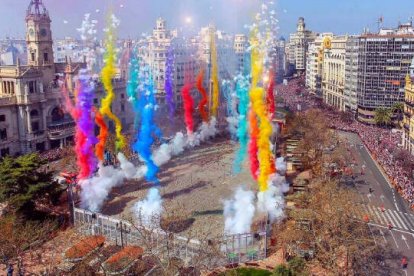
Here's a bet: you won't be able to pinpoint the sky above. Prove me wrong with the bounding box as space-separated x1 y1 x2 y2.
1 0 414 40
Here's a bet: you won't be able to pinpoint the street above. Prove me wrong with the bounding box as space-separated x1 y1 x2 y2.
339 131 414 276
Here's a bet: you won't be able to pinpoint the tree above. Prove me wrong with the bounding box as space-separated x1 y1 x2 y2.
374 107 392 126
0 153 62 217
273 264 292 276
392 102 404 126
0 216 57 267
277 179 395 275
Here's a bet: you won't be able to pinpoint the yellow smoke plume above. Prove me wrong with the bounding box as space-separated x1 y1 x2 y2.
249 28 273 192
210 31 220 118
99 14 126 151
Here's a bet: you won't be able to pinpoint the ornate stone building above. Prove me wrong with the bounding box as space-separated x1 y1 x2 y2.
402 59 414 154
0 0 133 157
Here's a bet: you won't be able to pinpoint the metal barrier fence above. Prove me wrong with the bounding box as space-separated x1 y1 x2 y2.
73 207 267 267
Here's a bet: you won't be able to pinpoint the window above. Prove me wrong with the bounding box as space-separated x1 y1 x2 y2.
0 129 7 140
28 81 35 93
31 121 39 132
94 98 98 104
0 115 5 122
30 109 39 117
44 52 49 62
1 148 9 157
121 104 125 112
31 52 35 62
121 93 125 99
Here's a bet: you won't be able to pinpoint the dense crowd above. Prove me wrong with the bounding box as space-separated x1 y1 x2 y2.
277 77 414 209
39 147 64 162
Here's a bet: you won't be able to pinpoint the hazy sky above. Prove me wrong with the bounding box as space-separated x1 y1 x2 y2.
1 0 414 39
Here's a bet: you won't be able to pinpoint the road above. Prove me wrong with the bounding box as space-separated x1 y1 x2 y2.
339 131 414 276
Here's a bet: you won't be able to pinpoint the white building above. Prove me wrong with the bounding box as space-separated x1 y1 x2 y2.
305 33 333 97
322 35 349 112
288 17 318 73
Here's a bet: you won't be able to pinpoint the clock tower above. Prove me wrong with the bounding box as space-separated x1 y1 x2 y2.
26 0 54 68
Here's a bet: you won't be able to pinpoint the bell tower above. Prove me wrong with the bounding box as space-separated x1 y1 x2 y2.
26 0 54 68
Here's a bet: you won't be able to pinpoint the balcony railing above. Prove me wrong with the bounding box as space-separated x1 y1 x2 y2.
47 119 75 140
0 96 17 106
405 101 414 108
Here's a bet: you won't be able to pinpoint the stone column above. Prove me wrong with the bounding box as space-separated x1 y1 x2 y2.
26 106 32 134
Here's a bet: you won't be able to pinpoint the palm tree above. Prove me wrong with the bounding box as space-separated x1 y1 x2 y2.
392 102 404 127
374 107 392 126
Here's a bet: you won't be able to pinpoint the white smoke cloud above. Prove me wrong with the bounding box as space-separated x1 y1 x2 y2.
133 187 163 226
80 124 217 212
226 116 238 140
79 163 125 212
257 173 289 222
276 157 287 175
223 187 256 235
196 116 218 143
117 152 136 179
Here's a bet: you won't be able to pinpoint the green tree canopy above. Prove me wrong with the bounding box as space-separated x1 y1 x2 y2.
0 153 62 217
374 107 392 126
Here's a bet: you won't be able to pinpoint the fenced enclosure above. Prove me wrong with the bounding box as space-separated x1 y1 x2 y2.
74 207 268 268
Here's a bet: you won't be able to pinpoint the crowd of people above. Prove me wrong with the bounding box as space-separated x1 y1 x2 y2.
277 77 414 209
39 147 64 162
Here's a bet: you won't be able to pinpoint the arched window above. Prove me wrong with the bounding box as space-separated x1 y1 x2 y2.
30 109 39 117
51 107 64 122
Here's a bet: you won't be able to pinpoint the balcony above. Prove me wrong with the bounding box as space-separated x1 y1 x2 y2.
405 101 414 108
47 119 75 140
0 96 17 106
27 131 46 141
17 93 46 104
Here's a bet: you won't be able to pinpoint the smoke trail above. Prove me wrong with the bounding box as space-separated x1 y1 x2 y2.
99 14 126 151
165 46 175 120
133 67 159 183
222 79 238 140
257 173 289 222
210 32 220 117
77 13 99 73
79 163 125 211
248 110 259 180
133 187 163 226
76 72 98 179
94 108 108 161
81 124 217 211
223 187 255 235
266 70 275 119
181 82 194 136
233 74 250 174
250 28 273 192
126 52 142 130
196 69 209 122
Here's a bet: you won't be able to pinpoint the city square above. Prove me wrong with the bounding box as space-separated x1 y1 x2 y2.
0 0 414 275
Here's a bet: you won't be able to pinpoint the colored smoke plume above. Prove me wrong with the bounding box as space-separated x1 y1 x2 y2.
181 82 194 135
99 13 126 150
165 46 175 120
196 69 209 122
248 110 259 180
233 74 250 174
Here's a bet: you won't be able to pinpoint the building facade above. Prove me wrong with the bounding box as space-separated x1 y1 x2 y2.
306 33 333 97
344 36 359 112
356 23 414 124
288 17 317 73
322 35 348 111
0 0 133 157
234 34 249 74
402 59 414 154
